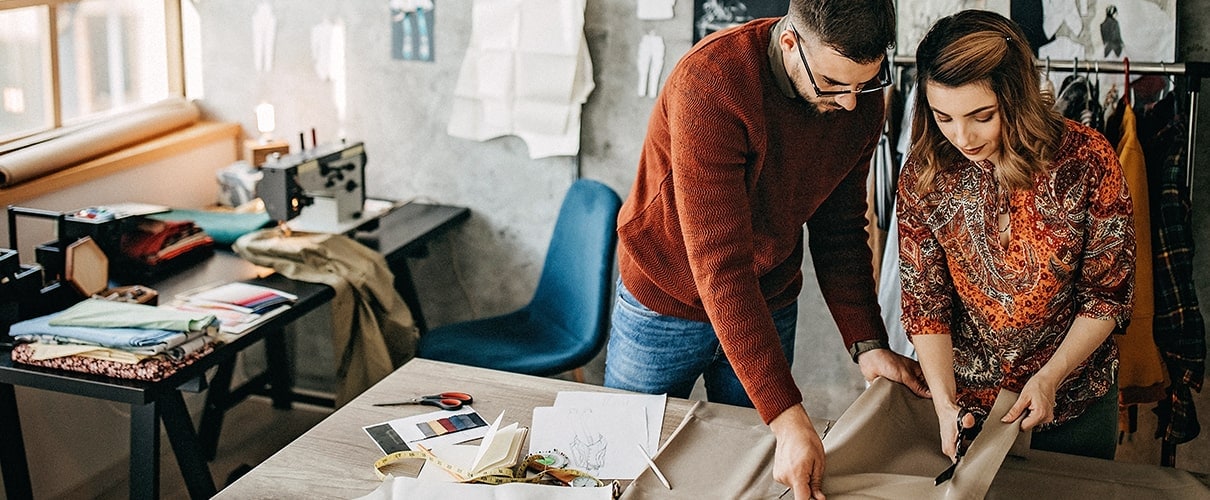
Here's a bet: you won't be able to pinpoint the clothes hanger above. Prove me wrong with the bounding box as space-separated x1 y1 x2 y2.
1040 57 1055 103
1123 57 1133 106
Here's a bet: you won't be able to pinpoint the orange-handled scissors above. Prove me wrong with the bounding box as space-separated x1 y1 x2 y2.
372 391 474 410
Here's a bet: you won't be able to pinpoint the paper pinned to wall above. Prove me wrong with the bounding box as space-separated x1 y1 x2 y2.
447 0 594 159
390 0 435 61
252 2 276 72
637 0 675 20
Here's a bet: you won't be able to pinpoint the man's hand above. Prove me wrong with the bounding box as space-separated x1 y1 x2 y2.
769 405 826 500
856 348 930 397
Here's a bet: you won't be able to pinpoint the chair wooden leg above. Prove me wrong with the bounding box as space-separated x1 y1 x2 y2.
572 367 586 384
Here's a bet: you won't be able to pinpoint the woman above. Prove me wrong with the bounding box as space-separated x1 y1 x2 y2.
898 9 1134 461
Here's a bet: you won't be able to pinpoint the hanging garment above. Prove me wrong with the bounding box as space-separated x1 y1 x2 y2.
1103 86 1125 147
1053 75 1102 130
878 206 914 359
1114 102 1167 407
636 33 665 98
1141 96 1206 450
871 133 895 232
880 83 916 359
447 0 595 159
234 230 419 406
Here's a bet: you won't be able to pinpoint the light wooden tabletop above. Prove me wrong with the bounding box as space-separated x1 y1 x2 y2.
215 358 708 499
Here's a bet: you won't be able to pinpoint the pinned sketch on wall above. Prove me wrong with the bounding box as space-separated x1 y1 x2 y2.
637 33 665 98
447 0 595 159
252 2 276 72
895 0 1175 64
638 0 676 20
390 0 435 62
692 0 787 44
895 0 997 57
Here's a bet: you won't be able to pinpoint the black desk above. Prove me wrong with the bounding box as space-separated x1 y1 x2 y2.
0 202 468 500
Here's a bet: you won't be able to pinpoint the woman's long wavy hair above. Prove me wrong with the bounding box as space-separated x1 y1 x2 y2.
909 10 1065 196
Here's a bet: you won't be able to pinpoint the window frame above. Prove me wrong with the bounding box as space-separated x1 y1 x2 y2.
0 0 185 146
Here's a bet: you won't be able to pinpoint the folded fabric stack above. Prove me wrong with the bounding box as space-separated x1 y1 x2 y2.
120 218 215 267
8 298 220 381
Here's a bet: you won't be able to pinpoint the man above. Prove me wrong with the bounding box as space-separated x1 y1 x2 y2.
604 1 929 498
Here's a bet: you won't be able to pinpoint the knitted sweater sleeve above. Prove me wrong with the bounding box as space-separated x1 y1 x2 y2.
806 133 889 350
663 68 803 424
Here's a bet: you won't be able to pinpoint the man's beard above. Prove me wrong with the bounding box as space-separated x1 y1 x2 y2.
793 81 844 116
802 93 843 117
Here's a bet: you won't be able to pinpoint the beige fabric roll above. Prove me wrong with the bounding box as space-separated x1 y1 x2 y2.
823 378 1023 499
620 380 1210 499
0 98 200 186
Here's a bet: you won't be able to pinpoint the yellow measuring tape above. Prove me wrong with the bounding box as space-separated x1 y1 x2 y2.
374 447 610 489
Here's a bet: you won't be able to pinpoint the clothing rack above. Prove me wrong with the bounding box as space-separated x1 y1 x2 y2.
891 56 1210 468
893 56 1208 202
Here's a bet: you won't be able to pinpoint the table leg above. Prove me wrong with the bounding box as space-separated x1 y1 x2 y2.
264 328 294 410
392 258 428 334
160 391 217 499
0 383 32 500
199 358 236 460
130 402 160 500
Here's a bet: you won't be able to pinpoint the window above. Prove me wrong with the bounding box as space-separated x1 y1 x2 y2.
0 0 183 145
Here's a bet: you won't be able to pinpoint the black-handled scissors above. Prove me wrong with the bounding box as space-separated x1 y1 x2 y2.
372 391 474 410
934 408 986 485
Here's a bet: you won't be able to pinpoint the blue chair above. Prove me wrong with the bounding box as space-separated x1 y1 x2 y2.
417 179 622 380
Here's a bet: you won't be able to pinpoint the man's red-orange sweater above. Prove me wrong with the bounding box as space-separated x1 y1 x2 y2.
617 17 888 424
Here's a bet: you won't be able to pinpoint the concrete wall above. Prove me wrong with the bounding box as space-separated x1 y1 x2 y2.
193 0 1210 475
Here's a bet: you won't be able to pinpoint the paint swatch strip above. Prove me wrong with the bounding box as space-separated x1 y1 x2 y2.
416 412 488 438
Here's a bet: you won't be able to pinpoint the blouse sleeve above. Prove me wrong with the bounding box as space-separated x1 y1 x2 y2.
1074 137 1136 326
897 158 956 337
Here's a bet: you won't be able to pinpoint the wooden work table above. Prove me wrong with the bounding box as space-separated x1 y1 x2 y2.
215 358 702 498
218 358 1210 499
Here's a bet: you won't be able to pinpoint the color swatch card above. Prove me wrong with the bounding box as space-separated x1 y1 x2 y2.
363 407 491 454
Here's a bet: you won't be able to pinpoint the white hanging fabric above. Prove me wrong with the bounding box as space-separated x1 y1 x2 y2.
252 2 276 72
636 33 665 98
447 0 595 159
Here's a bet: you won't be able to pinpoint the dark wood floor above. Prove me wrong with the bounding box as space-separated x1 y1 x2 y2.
86 396 331 500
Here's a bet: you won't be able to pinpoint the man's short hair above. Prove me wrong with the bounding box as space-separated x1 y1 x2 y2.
790 0 896 64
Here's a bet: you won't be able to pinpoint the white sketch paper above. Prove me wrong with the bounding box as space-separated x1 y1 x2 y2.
447 0 594 159
529 406 648 479
553 391 666 452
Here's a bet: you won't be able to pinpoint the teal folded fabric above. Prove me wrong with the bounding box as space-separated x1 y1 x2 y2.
150 209 272 246
48 298 216 332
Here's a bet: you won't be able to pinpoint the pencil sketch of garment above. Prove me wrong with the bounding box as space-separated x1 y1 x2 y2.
568 409 607 474
636 33 664 98
252 2 276 72
1100 6 1123 57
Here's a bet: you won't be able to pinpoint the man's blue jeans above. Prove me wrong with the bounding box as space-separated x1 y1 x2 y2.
604 279 797 407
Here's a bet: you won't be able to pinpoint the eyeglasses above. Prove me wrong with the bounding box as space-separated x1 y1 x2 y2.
789 23 892 97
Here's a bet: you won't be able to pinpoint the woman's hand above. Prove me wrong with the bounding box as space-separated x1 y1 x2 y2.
934 401 962 460
1003 372 1058 429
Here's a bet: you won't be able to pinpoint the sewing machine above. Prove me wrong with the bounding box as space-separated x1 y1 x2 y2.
259 140 387 234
